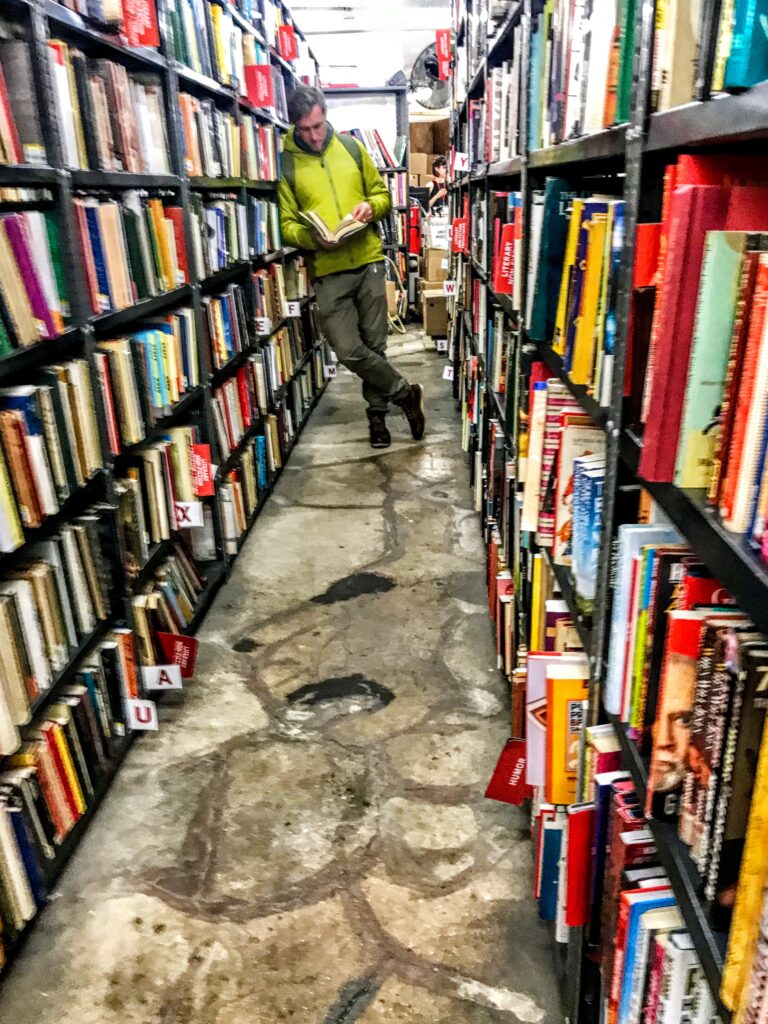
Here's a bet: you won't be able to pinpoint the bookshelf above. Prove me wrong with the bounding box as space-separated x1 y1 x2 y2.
448 0 768 1019
0 0 329 973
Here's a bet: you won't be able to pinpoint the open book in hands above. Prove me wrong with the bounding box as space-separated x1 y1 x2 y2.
298 210 368 244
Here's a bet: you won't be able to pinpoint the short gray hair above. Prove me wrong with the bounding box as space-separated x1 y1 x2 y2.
287 85 327 123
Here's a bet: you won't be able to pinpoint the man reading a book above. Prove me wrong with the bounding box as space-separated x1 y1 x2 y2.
278 86 425 449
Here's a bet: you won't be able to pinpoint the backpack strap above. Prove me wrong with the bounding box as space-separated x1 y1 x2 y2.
281 132 363 197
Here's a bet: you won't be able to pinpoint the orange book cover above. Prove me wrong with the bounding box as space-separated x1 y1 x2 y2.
545 665 589 805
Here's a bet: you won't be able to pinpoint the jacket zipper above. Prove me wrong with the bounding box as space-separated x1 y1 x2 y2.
320 153 344 221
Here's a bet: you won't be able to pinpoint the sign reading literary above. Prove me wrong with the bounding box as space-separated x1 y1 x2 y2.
451 218 468 254
127 699 159 731
142 665 183 691
245 65 274 108
191 443 215 497
435 28 452 80
174 500 204 528
156 632 199 678
278 24 298 61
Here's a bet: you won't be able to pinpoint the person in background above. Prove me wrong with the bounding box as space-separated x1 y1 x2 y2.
427 156 448 215
277 85 425 450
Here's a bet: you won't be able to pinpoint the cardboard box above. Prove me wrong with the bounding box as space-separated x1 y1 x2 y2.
409 121 433 154
422 291 449 337
408 174 420 189
418 173 433 187
386 280 397 316
432 119 451 155
409 153 429 176
424 247 450 281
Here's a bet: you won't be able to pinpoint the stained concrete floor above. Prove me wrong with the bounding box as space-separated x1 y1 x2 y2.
0 329 562 1024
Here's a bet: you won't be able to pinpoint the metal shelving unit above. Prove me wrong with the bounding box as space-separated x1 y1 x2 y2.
448 0 768 1017
0 0 329 975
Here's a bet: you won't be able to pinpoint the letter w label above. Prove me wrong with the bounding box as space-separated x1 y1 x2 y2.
443 280 457 296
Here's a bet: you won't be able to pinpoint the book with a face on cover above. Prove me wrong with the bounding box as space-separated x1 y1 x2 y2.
297 210 367 244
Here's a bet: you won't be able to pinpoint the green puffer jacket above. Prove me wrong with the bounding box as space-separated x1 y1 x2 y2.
278 127 392 279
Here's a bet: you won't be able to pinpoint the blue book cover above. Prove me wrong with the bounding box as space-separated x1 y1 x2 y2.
177 313 191 389
528 22 544 151
602 202 625 363
724 0 768 87
617 893 676 1024
8 803 47 909
256 434 268 490
219 295 235 357
216 207 227 269
0 387 44 437
539 819 563 921
583 468 604 601
83 205 112 311
748 393 768 544
588 771 630 942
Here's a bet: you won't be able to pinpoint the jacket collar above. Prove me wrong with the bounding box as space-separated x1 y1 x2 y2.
292 123 334 156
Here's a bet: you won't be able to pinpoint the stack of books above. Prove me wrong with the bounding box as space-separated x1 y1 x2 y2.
95 312 200 451
74 193 189 313
0 363 102 538
46 43 171 173
114 426 204 572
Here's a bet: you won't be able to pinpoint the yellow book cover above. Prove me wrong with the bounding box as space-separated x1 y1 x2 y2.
159 327 179 405
51 721 85 815
553 199 584 354
530 553 545 652
147 199 173 292
593 204 615 399
571 214 608 385
545 665 589 805
210 4 231 87
723 718 768 1016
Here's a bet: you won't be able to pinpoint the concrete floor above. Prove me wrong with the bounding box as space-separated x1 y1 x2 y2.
0 329 562 1023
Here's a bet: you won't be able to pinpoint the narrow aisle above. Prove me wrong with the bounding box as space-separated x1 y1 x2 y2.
0 330 561 1024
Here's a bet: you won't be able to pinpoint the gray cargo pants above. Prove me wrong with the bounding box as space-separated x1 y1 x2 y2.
314 261 410 415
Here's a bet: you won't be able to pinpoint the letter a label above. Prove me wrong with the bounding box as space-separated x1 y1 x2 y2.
127 699 159 731
142 665 183 691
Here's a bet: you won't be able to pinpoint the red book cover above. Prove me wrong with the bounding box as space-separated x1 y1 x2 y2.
566 803 595 926
373 129 395 169
484 738 532 805
156 631 199 678
24 741 70 840
493 222 516 295
277 24 298 61
95 352 121 455
646 609 710 820
0 65 22 164
245 65 274 108
73 199 100 315
40 722 80 823
165 207 188 283
191 443 214 497
720 255 768 520
639 185 729 481
236 367 252 428
624 223 661 397
121 0 161 48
